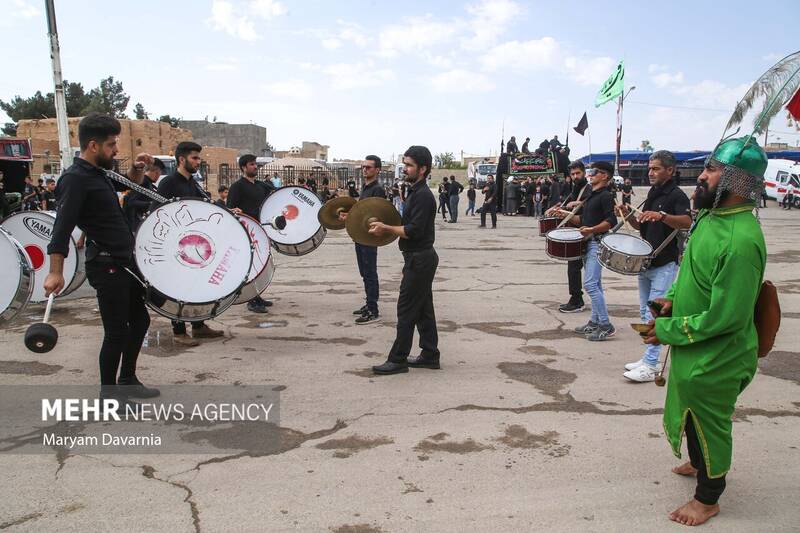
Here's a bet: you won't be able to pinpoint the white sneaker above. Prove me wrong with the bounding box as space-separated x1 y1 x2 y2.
623 364 658 383
624 359 645 371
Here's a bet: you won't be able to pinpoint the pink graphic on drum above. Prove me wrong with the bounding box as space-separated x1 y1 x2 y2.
176 232 215 268
24 245 45 270
282 204 299 221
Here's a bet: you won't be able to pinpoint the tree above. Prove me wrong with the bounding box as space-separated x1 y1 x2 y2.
133 102 149 120
2 123 17 136
434 152 455 168
83 76 130 118
0 90 54 121
640 140 654 153
158 114 180 128
64 81 92 117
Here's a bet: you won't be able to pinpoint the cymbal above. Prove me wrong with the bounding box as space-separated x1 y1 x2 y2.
346 197 402 247
318 196 357 230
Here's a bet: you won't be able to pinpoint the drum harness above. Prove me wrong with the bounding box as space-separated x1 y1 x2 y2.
617 200 681 261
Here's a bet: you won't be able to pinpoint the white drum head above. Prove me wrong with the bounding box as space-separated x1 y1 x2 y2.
237 214 272 283
547 228 584 242
135 199 252 303
603 233 653 255
260 187 322 245
1 212 79 302
0 230 30 316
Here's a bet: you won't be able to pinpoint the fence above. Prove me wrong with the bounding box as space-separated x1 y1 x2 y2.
217 162 396 193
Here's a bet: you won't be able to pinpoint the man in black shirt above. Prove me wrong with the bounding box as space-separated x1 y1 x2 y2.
521 137 531 154
480 174 497 228
123 158 162 230
22 176 38 211
41 179 57 211
621 178 633 205
215 185 228 208
466 182 476 216
347 179 359 198
618 151 691 382
506 136 519 155
156 141 224 345
367 146 439 375
44 113 159 400
227 154 276 314
447 175 464 223
560 161 618 341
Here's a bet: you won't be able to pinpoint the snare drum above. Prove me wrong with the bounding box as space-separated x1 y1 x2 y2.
134 199 253 321
0 211 85 302
545 228 588 261
259 186 326 256
234 214 276 304
0 228 33 325
598 233 653 275
538 216 560 236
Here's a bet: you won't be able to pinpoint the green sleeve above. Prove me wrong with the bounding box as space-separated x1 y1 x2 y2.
655 252 762 346
665 281 676 301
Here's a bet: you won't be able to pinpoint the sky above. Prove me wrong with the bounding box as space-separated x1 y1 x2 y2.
1 0 799 162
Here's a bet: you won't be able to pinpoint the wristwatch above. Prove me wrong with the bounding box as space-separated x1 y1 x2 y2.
659 211 667 221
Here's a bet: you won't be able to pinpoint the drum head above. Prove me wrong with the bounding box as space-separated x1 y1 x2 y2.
135 199 252 303
547 228 584 241
1 212 79 302
237 214 272 283
0 230 30 319
603 233 653 255
260 187 322 245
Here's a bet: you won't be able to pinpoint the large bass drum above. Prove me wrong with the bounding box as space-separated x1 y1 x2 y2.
0 228 34 325
259 186 326 256
0 211 85 302
234 214 276 304
134 199 253 321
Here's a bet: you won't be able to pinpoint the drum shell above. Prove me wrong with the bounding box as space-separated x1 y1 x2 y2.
545 231 587 261
142 284 239 322
234 252 276 304
259 186 326 256
538 217 560 237
270 225 326 256
0 229 34 326
597 235 653 275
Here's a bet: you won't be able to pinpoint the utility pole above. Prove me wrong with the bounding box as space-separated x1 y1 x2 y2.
45 0 73 171
615 86 636 176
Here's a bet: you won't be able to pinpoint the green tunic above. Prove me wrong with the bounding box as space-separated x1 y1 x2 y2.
655 203 765 478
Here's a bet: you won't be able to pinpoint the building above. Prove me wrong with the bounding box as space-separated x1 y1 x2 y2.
179 120 269 156
274 141 329 161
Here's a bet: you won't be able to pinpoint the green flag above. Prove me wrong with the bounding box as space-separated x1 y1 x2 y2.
595 60 625 108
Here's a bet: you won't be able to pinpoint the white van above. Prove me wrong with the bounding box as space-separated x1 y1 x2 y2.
764 159 800 205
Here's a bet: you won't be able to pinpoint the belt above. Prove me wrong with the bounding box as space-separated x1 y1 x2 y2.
402 248 433 257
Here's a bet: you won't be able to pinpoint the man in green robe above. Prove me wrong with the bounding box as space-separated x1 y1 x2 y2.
643 136 767 526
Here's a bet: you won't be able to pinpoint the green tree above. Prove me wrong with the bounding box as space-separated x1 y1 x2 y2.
0 90 54 121
640 139 654 153
64 81 92 116
2 123 17 136
434 152 455 168
158 114 180 128
133 102 148 120
83 76 130 118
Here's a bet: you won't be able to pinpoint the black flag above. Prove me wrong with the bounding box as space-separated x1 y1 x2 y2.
573 112 588 136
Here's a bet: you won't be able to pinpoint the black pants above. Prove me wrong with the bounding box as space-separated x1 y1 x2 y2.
568 258 583 300
686 415 726 505
389 249 439 363
86 260 150 386
438 196 449 219
172 320 206 335
480 202 497 227
526 196 535 216
355 243 379 314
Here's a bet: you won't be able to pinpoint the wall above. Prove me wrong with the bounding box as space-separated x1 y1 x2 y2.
179 120 268 156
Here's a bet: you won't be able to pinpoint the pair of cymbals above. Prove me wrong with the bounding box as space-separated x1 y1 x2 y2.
346 198 402 247
318 196 357 230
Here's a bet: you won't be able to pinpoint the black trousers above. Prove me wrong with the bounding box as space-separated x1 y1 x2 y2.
389 249 439 363
355 243 379 314
86 260 150 386
480 202 497 227
438 196 449 218
171 320 206 334
567 258 583 300
686 415 726 505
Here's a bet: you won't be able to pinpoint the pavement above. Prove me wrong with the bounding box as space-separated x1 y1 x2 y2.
1 191 798 532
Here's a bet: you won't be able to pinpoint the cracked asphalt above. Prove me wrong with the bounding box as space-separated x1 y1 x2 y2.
1 190 799 532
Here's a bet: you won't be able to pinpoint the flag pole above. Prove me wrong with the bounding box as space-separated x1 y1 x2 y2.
565 110 571 147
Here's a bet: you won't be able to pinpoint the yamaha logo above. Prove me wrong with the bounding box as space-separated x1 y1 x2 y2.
23 217 53 240
292 188 316 207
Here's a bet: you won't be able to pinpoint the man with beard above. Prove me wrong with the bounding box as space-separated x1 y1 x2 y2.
156 141 224 346
547 161 591 313
368 146 439 375
561 161 617 340
45 113 159 400
227 153 276 314
480 174 497 228
123 158 162 230
617 151 691 382
643 137 767 526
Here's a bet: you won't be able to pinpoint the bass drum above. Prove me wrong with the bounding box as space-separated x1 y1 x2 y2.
259 186 326 256
0 211 85 302
234 214 276 304
0 228 34 326
134 199 253 321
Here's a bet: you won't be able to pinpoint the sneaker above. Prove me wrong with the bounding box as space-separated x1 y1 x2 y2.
587 323 616 341
247 301 269 314
574 321 598 334
355 310 380 325
623 364 658 382
173 333 199 347
192 324 224 338
559 300 585 313
118 376 161 398
624 359 645 371
353 305 367 315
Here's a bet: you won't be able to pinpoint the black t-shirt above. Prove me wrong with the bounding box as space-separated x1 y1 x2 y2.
483 182 496 203
622 184 633 195
156 171 207 203
400 179 436 252
42 190 57 210
467 188 476 201
360 180 385 200
578 186 617 235
640 180 690 267
448 180 464 196
227 176 274 219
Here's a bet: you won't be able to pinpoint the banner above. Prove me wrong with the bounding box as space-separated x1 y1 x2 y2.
595 60 624 108
509 152 556 175
573 112 589 135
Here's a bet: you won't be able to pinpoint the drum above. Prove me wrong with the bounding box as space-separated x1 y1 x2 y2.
259 186 326 256
598 233 653 275
538 216 560 236
0 211 85 302
545 228 587 261
134 199 253 321
234 214 276 305
0 228 34 325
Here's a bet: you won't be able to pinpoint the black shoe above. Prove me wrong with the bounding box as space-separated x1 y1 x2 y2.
372 361 409 375
558 300 585 313
117 377 161 398
407 355 441 369
260 299 274 307
479 224 486 228
99 386 142 415
355 310 380 325
353 305 367 315
248 301 269 313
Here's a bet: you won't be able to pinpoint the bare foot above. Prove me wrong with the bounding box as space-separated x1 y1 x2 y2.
669 499 720 526
672 461 698 476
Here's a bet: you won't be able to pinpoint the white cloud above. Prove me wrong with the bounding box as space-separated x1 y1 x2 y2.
462 0 521 51
431 69 495 93
208 0 259 41
478 37 560 71
423 53 455 69
377 15 456 57
564 55 617 86
204 62 239 72
762 52 783 63
673 80 749 109
651 70 685 88
0 0 40 27
249 0 288 19
322 38 342 50
265 79 313 101
648 64 668 74
323 62 395 90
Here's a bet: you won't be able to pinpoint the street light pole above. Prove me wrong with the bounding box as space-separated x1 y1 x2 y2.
45 0 73 172
615 86 636 176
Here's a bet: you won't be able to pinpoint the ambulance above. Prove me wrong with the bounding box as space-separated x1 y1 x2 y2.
764 158 800 206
